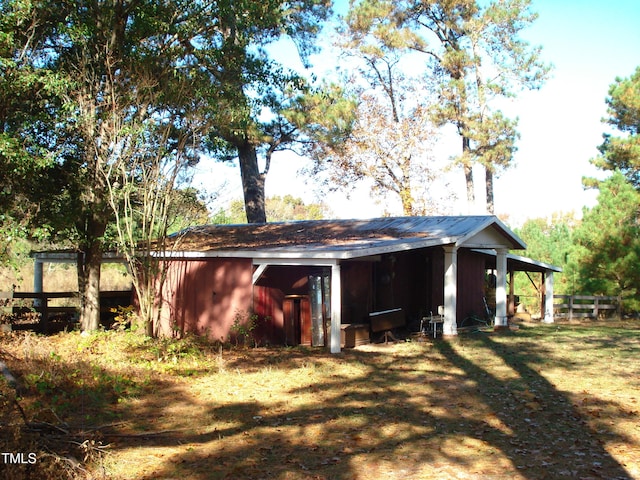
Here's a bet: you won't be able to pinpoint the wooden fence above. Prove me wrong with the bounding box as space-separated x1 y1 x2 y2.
0 290 132 332
553 294 621 319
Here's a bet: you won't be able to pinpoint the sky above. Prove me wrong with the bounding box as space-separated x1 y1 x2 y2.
194 0 640 226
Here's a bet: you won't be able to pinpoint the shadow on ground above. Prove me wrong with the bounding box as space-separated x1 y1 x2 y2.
1 325 636 479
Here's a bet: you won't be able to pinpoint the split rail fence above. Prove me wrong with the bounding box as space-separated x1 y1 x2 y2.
553 294 621 320
0 290 132 332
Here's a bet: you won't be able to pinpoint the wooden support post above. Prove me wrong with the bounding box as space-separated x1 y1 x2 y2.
443 246 458 336
543 272 555 323
509 270 515 316
330 262 342 354
494 249 508 328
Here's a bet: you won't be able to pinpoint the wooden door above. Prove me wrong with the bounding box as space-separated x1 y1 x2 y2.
283 295 311 346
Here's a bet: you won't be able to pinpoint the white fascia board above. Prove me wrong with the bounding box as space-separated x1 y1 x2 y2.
492 217 527 249
160 236 455 263
508 253 563 273
471 249 562 273
333 237 453 259
253 257 339 267
453 217 492 247
155 250 341 262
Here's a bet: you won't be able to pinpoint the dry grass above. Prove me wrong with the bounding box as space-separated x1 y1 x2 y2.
1 320 639 479
0 263 131 293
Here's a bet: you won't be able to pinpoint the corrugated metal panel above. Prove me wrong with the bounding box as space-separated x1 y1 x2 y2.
168 215 525 259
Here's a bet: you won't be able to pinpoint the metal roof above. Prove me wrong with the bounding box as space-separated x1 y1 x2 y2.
31 216 563 275
166 215 527 260
474 249 563 273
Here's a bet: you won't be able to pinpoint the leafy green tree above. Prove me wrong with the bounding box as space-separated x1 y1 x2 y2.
341 0 549 213
516 214 576 274
0 0 214 331
570 172 640 311
212 195 329 224
202 0 334 224
266 195 329 221
0 1 61 266
589 66 640 188
513 214 576 312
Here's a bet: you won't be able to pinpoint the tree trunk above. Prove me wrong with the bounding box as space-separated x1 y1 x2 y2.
400 191 413 216
238 141 267 224
462 136 475 212
485 166 495 214
78 237 103 332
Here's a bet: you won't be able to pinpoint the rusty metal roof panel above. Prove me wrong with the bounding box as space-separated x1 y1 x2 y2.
167 215 525 260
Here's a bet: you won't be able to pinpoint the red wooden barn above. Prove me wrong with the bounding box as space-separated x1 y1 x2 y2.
151 216 561 353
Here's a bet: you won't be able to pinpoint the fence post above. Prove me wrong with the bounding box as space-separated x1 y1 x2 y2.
617 295 622 318
40 293 49 333
33 260 43 308
569 295 574 320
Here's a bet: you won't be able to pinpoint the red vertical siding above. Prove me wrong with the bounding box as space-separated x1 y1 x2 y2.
457 250 488 321
157 258 253 341
154 246 490 343
253 285 284 345
341 262 373 324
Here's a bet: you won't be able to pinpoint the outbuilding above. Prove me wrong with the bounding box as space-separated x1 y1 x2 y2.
151 215 560 353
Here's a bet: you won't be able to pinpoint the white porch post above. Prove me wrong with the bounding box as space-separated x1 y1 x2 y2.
543 272 555 323
495 249 508 327
443 246 458 336
330 262 342 353
33 259 44 308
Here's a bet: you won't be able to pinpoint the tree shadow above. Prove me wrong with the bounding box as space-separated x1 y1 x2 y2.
115 336 634 479
432 333 633 479
1 329 636 480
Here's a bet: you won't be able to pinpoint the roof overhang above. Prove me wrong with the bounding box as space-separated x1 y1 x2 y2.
154 216 527 261
30 216 532 266
473 249 562 273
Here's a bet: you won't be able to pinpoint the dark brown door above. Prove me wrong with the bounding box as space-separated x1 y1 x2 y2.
284 295 311 346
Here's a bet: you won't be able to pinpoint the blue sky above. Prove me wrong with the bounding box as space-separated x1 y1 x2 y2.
493 0 640 224
195 0 640 225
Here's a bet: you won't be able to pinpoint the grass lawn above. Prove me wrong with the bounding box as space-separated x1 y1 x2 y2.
1 320 639 479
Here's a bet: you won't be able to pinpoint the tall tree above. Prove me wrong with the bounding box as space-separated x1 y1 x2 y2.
569 172 640 311
0 1 60 266
0 0 212 331
203 0 333 224
343 0 548 213
303 10 453 216
589 66 640 188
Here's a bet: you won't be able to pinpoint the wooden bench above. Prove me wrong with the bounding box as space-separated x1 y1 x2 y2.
369 308 405 343
341 323 370 348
